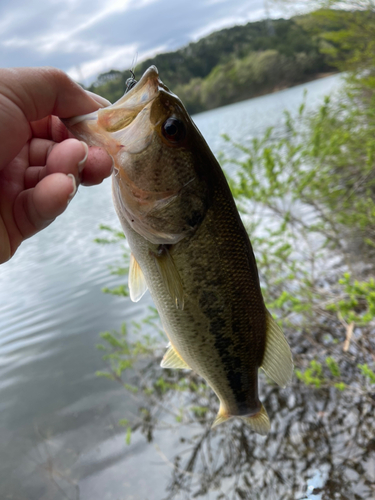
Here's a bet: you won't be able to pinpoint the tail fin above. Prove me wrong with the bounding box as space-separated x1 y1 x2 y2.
240 404 270 436
212 403 270 436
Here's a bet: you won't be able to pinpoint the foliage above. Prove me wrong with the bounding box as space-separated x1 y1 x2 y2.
325 273 375 324
174 48 322 113
223 89 375 254
86 12 344 112
295 356 348 390
358 363 375 383
307 3 375 72
137 17 327 87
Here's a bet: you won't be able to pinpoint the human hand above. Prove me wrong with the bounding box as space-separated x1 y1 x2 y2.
0 67 113 264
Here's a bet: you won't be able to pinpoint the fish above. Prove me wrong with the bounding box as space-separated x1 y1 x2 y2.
63 66 293 435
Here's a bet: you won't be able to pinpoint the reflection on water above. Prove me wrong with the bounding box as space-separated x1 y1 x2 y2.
0 74 346 499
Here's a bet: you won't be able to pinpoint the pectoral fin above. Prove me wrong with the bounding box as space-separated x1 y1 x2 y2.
261 310 293 388
161 343 191 369
151 245 184 309
128 253 148 302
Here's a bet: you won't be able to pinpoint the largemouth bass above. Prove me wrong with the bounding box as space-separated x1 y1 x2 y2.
64 66 293 435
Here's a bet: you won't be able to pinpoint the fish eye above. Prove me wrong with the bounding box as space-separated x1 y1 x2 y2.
162 118 186 143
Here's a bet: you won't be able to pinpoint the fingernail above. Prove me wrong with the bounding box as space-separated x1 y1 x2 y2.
67 173 77 202
86 90 112 108
78 141 89 173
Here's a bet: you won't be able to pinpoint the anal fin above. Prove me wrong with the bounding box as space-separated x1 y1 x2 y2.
128 253 148 302
161 343 191 370
261 310 294 388
151 245 184 309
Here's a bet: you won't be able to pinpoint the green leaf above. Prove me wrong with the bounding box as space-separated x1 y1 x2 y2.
125 427 132 445
334 382 346 391
326 357 341 378
358 364 375 384
95 371 114 380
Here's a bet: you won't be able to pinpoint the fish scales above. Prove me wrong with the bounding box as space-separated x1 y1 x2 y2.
64 66 293 435
116 160 269 419
118 136 193 193
123 181 266 416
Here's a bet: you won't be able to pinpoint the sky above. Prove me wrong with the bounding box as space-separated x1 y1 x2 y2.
0 0 305 85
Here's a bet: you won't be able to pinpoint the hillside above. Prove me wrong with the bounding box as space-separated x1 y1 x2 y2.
87 10 354 113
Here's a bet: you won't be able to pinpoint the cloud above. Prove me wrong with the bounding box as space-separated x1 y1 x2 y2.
1 0 133 55
0 0 301 84
190 10 264 42
67 42 167 82
0 10 18 35
133 0 161 6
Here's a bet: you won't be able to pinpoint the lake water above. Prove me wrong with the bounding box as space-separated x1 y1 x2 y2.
0 74 344 500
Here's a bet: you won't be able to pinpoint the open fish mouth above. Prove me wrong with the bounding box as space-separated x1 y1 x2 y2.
63 66 165 155
68 66 161 126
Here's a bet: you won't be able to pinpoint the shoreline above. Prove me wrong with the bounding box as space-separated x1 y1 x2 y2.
268 71 339 93
189 71 340 115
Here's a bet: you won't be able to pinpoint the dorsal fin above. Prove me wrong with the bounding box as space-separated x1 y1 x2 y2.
261 310 293 388
151 246 184 309
161 343 191 369
128 253 148 302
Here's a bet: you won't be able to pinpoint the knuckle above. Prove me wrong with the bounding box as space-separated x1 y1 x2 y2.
40 67 71 88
